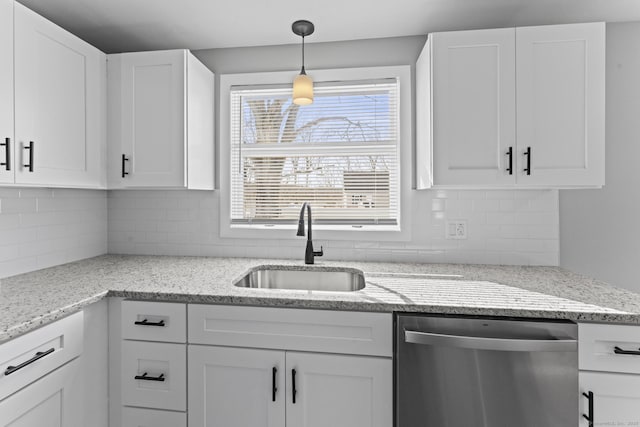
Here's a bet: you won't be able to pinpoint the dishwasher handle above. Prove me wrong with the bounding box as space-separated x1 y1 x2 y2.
404 329 577 352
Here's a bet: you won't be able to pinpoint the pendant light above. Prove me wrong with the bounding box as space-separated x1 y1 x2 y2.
292 20 314 105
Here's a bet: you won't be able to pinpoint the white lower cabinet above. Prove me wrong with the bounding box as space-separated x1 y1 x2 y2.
579 371 640 426
188 346 392 427
0 359 82 427
121 407 187 427
286 352 392 427
188 346 285 427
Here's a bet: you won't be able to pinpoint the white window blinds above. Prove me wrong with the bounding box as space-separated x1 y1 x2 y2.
230 79 400 227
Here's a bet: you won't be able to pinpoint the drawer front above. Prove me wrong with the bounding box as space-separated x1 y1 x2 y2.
121 341 186 411
188 305 393 357
122 407 186 427
0 311 83 401
579 323 640 373
121 301 186 343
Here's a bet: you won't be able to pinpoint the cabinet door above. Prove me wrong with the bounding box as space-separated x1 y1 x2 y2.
0 0 13 184
188 345 285 427
431 28 516 186
579 371 640 426
516 23 605 187
286 352 392 427
13 3 105 188
110 50 186 188
0 359 82 427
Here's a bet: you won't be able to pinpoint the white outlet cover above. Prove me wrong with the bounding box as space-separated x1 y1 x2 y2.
446 220 467 240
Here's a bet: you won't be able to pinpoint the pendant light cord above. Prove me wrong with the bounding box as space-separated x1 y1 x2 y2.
301 35 306 75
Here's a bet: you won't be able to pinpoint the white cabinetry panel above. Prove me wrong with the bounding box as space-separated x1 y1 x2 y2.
121 407 186 427
516 23 605 186
0 359 82 427
121 340 186 411
285 352 392 427
431 28 516 186
13 3 105 188
107 49 214 189
0 0 13 184
579 371 640 427
188 345 286 427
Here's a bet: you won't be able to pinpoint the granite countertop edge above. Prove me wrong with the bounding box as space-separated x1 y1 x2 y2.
2 254 640 343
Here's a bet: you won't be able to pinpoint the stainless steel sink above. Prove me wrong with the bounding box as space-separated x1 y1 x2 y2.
234 265 366 292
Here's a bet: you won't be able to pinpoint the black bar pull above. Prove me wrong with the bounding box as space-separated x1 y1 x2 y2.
582 391 594 427
506 146 513 175
134 318 165 327
4 348 55 376
614 346 640 355
292 368 297 404
272 367 277 402
122 154 129 178
1 138 10 171
23 141 34 172
523 146 531 175
134 372 165 382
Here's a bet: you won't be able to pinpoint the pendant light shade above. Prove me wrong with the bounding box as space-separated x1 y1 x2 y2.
293 72 313 105
292 20 314 105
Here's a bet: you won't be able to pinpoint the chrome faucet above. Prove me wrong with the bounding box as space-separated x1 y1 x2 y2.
297 202 323 264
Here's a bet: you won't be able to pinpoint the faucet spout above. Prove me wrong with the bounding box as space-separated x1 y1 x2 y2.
297 202 323 264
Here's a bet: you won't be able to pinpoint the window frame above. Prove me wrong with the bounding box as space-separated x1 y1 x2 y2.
219 66 412 242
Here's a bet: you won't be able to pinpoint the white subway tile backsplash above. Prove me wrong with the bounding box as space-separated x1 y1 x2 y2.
0 188 107 278
104 188 560 266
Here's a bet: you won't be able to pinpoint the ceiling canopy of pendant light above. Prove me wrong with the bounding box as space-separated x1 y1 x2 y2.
292 20 314 106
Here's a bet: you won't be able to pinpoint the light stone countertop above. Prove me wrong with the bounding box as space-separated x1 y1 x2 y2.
2 254 640 343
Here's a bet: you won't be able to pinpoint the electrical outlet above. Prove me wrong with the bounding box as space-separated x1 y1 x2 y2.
446 220 467 239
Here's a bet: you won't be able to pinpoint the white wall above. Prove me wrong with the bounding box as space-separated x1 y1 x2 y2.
560 22 640 292
108 36 560 266
0 188 107 278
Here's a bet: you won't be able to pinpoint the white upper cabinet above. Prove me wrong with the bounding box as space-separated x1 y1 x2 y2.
107 49 214 190
13 2 106 188
0 0 12 185
516 23 605 187
417 22 605 189
429 28 516 187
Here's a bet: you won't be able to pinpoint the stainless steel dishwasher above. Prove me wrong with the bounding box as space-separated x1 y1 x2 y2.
395 314 578 427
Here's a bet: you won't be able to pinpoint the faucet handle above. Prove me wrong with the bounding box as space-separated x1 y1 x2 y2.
314 246 324 257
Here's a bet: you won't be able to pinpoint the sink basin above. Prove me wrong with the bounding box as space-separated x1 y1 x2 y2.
234 265 366 292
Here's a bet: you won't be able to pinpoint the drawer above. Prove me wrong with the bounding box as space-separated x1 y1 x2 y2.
122 407 186 427
121 341 186 411
188 305 392 357
0 311 83 401
121 301 186 343
579 323 640 373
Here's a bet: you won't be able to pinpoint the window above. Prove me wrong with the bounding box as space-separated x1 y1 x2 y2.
219 66 411 240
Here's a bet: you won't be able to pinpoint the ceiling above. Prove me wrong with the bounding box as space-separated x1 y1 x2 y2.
16 0 640 53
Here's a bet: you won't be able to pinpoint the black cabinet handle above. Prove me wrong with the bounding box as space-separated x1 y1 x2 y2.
272 367 277 402
614 346 640 355
506 146 513 175
582 391 594 427
23 141 34 172
523 146 531 175
1 138 10 171
134 372 165 382
134 318 165 327
4 348 55 376
292 368 297 404
122 154 129 178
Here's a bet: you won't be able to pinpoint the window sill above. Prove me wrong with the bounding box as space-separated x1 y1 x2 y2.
222 222 409 242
